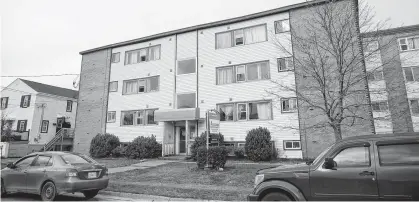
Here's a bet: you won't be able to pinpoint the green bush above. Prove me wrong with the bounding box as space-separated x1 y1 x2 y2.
196 146 228 169
111 146 126 157
196 146 207 168
245 127 273 161
234 147 245 159
190 132 224 161
89 133 120 158
125 135 162 159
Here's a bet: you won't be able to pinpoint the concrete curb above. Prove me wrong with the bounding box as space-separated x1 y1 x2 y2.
100 190 217 201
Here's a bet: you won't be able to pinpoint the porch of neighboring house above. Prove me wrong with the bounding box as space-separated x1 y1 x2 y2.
40 128 75 152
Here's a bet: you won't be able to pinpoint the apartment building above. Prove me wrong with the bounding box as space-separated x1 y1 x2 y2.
364 24 419 134
74 0 372 158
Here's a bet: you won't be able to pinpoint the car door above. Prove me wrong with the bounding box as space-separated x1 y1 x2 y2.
3 155 37 192
310 141 379 200
374 139 419 200
26 155 54 194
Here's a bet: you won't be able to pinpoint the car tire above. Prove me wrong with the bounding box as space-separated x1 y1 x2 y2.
261 192 292 201
1 179 7 197
83 190 99 199
40 181 57 201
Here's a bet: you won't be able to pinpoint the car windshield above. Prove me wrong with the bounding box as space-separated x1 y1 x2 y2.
60 154 93 164
312 144 334 165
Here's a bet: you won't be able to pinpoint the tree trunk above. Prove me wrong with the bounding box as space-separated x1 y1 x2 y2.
332 125 343 142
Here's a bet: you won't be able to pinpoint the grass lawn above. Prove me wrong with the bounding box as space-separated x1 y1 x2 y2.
93 158 145 168
107 161 283 200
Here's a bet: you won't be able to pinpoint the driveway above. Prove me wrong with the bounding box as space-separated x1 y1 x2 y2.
2 192 135 201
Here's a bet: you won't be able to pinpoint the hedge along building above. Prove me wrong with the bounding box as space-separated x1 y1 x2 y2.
74 0 373 159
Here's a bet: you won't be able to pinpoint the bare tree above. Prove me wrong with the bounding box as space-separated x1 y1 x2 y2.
1 112 15 142
267 0 400 142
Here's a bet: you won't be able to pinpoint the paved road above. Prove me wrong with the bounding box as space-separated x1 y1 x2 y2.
1 192 136 201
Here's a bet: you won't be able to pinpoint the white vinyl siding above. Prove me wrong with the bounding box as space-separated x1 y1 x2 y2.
124 45 161 65
121 109 157 126
215 24 267 49
216 61 270 85
122 76 159 95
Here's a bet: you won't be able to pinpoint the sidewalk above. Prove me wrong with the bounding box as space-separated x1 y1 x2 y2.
108 159 178 174
100 190 216 201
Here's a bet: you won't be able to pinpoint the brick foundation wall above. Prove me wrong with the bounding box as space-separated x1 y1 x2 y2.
73 49 111 154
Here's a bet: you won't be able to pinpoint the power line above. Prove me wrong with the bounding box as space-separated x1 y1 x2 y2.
1 73 79 78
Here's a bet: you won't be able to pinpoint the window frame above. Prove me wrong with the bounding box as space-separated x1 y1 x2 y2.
124 45 161 65
177 58 197 75
107 111 116 123
377 142 419 166
330 145 372 168
109 81 118 92
398 36 419 51
274 19 290 34
277 57 294 72
17 120 27 132
403 66 419 82
122 76 160 95
111 52 120 63
371 101 389 112
367 70 384 81
21 95 31 108
33 155 53 167
283 140 301 150
281 98 298 113
66 100 73 112
217 103 235 122
1 97 8 109
215 24 268 49
409 99 419 116
216 61 270 85
41 120 49 133
216 100 273 122
120 109 158 126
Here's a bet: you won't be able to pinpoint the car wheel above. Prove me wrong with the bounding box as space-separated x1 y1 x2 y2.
41 181 57 201
83 190 99 199
261 192 292 201
1 179 7 197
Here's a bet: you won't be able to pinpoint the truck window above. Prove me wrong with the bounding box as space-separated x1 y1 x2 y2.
378 143 419 166
333 147 370 168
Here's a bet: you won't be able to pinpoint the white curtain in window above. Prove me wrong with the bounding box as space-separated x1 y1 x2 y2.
244 25 266 44
260 62 270 79
218 67 233 84
217 32 232 49
257 102 271 119
124 80 138 94
149 46 160 60
130 52 138 64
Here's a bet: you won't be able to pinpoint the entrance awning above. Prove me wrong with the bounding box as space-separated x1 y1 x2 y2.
154 108 200 122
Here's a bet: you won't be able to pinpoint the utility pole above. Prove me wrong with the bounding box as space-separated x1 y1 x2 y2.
37 103 47 150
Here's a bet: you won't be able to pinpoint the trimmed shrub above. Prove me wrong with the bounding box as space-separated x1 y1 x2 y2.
245 127 273 161
234 147 245 159
190 132 224 161
125 135 162 159
111 146 126 157
89 133 120 158
196 146 228 169
196 146 207 168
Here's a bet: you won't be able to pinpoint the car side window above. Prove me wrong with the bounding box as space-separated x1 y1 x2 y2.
15 156 37 168
378 143 419 166
333 146 370 168
33 156 53 167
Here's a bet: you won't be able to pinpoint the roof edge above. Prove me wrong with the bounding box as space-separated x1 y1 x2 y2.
80 0 330 55
361 24 419 38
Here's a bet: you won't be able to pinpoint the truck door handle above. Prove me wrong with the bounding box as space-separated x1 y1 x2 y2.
359 171 375 176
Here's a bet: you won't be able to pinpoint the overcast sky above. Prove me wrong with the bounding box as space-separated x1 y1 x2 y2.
1 0 419 90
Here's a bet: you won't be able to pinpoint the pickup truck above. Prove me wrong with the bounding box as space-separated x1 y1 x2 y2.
248 133 419 201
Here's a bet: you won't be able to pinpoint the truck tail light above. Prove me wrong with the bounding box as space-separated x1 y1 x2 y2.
65 169 78 177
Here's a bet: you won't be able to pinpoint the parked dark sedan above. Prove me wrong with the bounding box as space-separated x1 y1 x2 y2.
248 133 419 201
1 151 109 201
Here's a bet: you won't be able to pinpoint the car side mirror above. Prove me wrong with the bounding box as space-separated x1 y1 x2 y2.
6 163 15 169
324 158 337 170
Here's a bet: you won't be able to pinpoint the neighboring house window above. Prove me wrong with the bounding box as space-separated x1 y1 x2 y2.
367 70 384 81
399 36 419 51
41 120 49 133
281 98 297 112
216 61 270 85
124 45 161 65
177 58 196 75
403 66 419 82
371 101 389 112
378 143 419 165
215 24 267 49
1 97 8 109
409 99 419 115
20 95 31 108
177 93 196 109
121 109 157 126
278 57 294 71
284 140 301 150
66 100 73 112
33 155 53 167
122 76 159 95
275 19 290 34
365 41 379 52
217 101 272 122
107 111 116 123
333 146 370 168
17 120 27 132
109 81 118 92
111 52 120 63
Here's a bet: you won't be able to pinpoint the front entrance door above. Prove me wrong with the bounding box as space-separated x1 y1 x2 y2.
56 117 64 132
179 128 186 153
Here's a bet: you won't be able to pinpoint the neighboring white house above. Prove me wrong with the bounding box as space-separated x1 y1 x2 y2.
1 78 78 150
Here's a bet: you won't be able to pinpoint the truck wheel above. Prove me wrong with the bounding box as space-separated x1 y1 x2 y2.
261 192 292 201
83 190 99 199
41 181 56 201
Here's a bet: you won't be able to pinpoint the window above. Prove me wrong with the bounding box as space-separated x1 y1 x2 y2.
237 103 247 120
281 98 297 112
378 143 419 165
275 19 290 33
365 41 379 52
177 58 196 75
177 93 196 109
248 102 272 120
111 52 120 63
216 61 270 85
15 156 36 168
122 76 159 95
278 57 294 71
124 45 161 65
410 100 419 115
60 154 91 164
399 36 419 51
41 120 49 133
367 70 384 81
215 24 267 49
109 81 118 92
107 111 116 123
20 95 31 108
66 100 73 112
1 97 8 109
333 146 370 168
17 120 27 132
403 66 419 82
121 109 157 126
218 104 234 121
371 101 388 112
33 156 52 167
284 140 301 150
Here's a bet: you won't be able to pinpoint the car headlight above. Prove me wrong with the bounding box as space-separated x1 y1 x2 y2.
254 174 264 188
